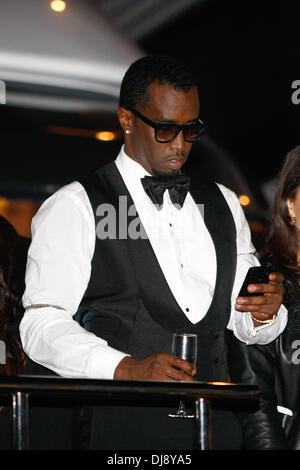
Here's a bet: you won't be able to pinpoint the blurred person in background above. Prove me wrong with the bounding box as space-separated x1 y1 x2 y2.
0 215 29 376
0 215 73 449
229 145 300 449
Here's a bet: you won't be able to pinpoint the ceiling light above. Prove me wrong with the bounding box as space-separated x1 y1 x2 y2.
239 194 251 206
95 131 116 141
50 1 66 13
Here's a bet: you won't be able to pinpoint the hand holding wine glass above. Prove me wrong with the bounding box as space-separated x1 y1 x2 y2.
114 350 196 380
169 332 198 418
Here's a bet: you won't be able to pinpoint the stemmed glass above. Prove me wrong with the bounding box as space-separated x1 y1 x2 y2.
168 332 197 419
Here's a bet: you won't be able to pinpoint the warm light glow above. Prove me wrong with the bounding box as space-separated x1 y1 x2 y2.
239 194 251 206
95 131 116 141
44 126 120 141
0 199 42 238
50 1 66 12
208 381 232 385
44 126 95 138
0 197 9 210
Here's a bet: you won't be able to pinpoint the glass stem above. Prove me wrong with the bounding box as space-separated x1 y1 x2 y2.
178 400 186 414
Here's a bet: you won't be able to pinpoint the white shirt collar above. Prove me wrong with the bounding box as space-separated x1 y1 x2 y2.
115 145 151 178
115 145 153 205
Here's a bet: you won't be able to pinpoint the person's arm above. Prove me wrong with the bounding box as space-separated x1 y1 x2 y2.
114 354 196 380
228 331 288 449
218 184 287 344
20 183 128 379
20 182 196 381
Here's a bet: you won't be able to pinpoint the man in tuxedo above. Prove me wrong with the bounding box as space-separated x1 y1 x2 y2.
20 55 286 449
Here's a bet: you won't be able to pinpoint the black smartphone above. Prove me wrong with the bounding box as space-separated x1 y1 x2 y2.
238 266 272 297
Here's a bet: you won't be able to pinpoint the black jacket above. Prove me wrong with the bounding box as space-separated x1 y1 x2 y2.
228 269 300 450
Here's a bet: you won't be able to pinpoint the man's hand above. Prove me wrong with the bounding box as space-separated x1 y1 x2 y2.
114 352 197 381
235 272 285 326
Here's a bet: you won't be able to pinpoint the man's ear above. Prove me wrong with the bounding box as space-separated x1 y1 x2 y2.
287 197 296 218
118 107 132 134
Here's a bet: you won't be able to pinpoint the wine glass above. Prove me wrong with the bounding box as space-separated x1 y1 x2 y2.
168 332 197 419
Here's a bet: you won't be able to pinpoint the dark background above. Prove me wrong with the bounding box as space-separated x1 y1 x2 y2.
1 0 300 210
140 0 300 183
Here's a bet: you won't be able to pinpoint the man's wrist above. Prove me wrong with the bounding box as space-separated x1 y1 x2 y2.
250 313 278 327
113 355 132 379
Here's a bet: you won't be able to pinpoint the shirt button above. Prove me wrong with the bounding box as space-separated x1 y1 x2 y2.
186 308 189 312
169 223 172 227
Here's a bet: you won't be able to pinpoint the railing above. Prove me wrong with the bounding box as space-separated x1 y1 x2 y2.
0 375 259 450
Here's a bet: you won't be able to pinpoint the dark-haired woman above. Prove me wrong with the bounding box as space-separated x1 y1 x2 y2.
0 215 30 375
0 216 74 449
229 145 300 449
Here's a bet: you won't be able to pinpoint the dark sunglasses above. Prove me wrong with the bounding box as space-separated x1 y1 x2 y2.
128 107 206 143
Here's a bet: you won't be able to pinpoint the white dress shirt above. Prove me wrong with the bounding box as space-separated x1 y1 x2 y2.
20 146 287 379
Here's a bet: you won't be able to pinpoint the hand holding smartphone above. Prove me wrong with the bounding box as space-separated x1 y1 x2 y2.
236 262 284 322
238 265 273 297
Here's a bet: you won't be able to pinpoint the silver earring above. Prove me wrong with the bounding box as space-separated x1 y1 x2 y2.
125 129 131 134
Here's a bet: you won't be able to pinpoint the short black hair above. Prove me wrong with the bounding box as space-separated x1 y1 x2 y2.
119 55 198 109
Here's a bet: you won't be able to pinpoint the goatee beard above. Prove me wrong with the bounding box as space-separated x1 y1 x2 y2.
152 168 181 177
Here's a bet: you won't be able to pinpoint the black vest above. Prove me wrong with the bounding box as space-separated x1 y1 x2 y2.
76 162 237 382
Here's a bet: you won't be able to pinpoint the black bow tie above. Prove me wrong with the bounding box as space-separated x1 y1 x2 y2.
141 173 191 209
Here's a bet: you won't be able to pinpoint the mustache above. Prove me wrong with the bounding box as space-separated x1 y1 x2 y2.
165 152 187 160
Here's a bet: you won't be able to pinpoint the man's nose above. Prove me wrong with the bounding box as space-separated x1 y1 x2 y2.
170 129 185 150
